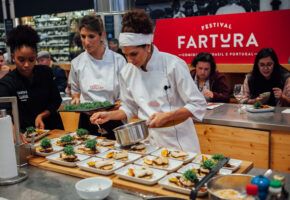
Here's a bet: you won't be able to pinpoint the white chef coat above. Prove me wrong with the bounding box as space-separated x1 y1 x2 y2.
119 46 206 153
68 48 126 103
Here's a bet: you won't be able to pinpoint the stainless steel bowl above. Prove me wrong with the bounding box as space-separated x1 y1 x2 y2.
113 120 149 147
207 174 253 200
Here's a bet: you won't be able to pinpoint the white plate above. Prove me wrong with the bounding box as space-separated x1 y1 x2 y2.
69 132 97 142
74 144 108 156
25 130 50 142
192 155 241 172
177 163 232 177
34 145 63 157
192 154 212 164
151 148 197 163
158 173 207 196
134 155 183 172
96 150 142 164
115 144 160 155
77 157 124 175
223 159 242 172
96 139 116 148
46 152 90 167
246 105 275 113
115 164 168 185
51 136 81 147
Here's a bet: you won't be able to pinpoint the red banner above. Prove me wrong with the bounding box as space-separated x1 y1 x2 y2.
154 10 290 64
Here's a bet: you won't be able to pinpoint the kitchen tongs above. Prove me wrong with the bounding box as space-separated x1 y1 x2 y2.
190 157 230 200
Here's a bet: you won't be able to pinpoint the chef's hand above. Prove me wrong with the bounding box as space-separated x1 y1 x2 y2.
35 115 45 129
90 112 111 125
148 112 170 128
203 88 214 99
273 87 282 99
71 97 80 105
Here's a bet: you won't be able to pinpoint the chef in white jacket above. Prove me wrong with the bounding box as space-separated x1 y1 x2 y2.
90 10 206 152
68 15 126 139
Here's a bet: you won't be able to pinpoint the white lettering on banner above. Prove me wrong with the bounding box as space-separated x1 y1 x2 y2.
178 36 186 49
177 33 258 49
201 22 232 30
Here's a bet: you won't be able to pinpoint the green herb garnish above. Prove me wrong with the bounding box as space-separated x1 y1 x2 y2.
40 138 51 149
61 135 73 143
76 128 89 137
253 101 262 109
201 159 216 170
212 154 225 161
85 139 97 150
63 145 75 155
64 101 113 111
26 126 35 134
182 169 198 182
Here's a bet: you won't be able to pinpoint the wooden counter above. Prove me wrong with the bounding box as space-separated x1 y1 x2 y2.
29 130 253 200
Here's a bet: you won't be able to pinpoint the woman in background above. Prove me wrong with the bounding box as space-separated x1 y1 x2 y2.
0 25 63 131
90 10 206 152
242 48 290 106
191 52 231 103
0 51 10 79
68 15 126 139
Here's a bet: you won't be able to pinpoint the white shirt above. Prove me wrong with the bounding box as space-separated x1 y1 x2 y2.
68 48 126 103
119 46 206 121
119 46 206 152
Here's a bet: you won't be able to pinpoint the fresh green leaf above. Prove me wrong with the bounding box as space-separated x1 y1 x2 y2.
64 101 113 111
212 154 225 161
253 101 262 109
85 139 97 150
63 145 75 155
40 138 51 148
201 159 216 170
76 128 89 137
61 135 73 143
26 126 36 134
182 169 197 182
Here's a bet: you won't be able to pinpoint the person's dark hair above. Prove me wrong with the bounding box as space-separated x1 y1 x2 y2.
251 48 281 79
79 15 104 36
7 25 40 53
0 51 3 56
192 52 216 76
248 48 288 105
109 38 119 45
121 9 153 34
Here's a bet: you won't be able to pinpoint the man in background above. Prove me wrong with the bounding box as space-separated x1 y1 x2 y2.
108 38 126 59
37 51 67 92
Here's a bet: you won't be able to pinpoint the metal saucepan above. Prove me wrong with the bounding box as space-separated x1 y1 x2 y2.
207 174 253 200
113 120 149 147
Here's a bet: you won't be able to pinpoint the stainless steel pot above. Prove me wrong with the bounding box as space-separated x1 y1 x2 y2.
113 120 149 146
207 174 253 200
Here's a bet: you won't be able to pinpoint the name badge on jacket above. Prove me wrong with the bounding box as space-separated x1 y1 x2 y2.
17 90 29 102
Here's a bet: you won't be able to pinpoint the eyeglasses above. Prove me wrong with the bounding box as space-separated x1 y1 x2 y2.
258 62 274 69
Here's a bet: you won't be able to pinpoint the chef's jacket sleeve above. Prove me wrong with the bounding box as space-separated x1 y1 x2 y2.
118 73 138 120
174 59 207 121
68 61 81 95
114 55 127 100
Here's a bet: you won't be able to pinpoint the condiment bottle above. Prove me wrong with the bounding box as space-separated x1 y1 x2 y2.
251 175 270 200
267 180 282 200
244 184 259 200
273 175 289 199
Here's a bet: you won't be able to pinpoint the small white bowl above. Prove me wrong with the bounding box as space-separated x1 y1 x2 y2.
75 177 112 200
